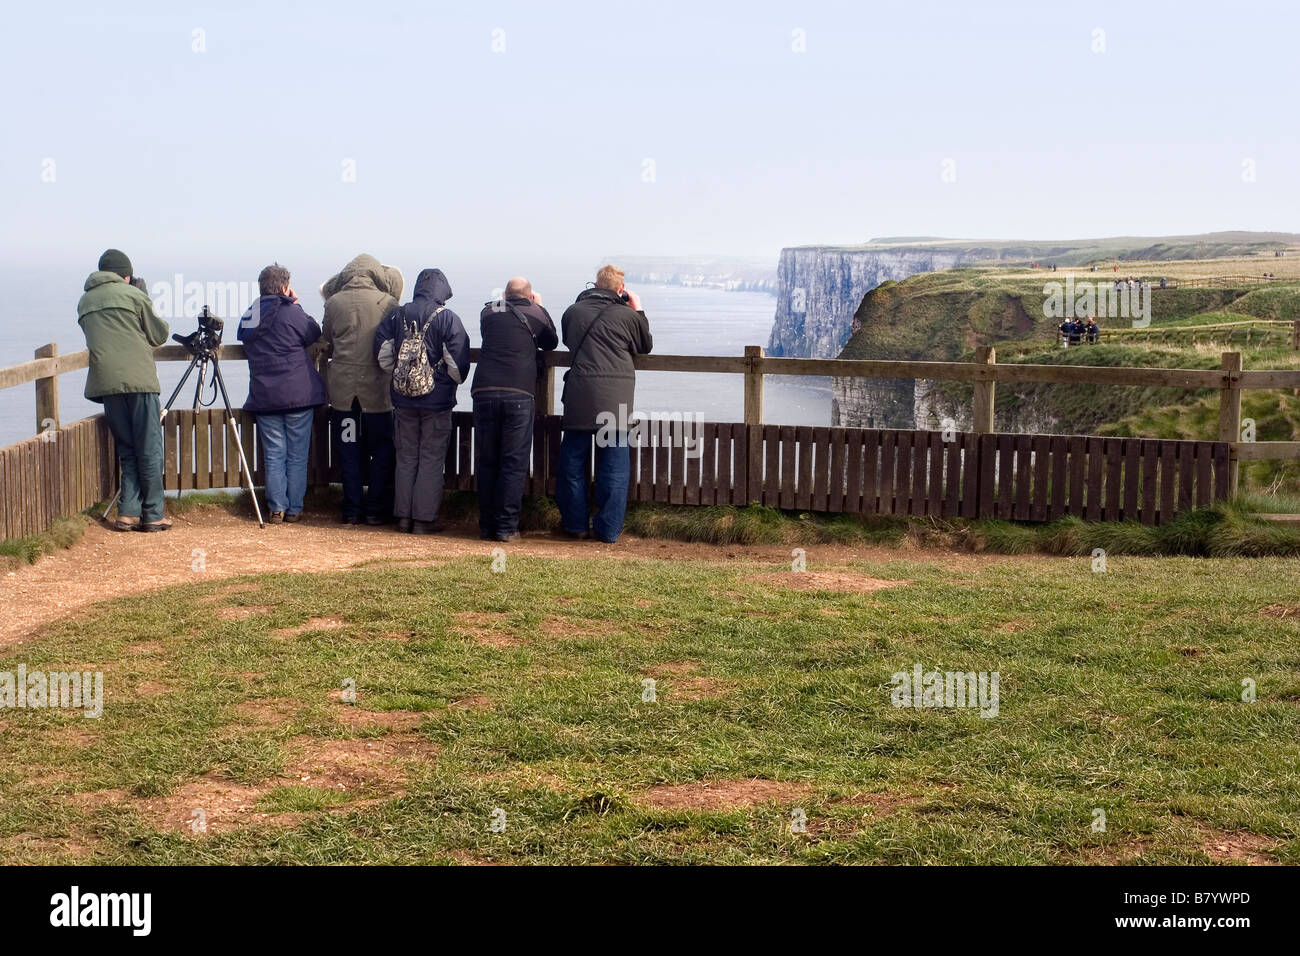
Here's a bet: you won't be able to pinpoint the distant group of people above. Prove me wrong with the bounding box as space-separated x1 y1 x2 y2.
77 250 653 544
1058 316 1101 346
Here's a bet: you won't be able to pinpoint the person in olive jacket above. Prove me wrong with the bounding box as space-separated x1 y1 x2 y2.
320 253 404 524
556 264 652 542
237 263 328 523
77 249 171 532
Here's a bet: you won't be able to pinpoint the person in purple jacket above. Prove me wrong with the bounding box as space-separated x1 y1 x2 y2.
237 263 328 523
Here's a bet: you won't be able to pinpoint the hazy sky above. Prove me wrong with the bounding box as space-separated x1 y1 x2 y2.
2 0 1297 269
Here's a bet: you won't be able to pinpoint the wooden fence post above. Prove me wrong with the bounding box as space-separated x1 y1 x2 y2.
34 343 59 437
743 345 764 425
1218 351 1243 497
535 361 556 417
1292 318 1299 351
972 345 996 434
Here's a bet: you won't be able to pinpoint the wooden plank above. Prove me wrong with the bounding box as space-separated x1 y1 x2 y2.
1195 441 1213 508
845 429 863 514
1048 436 1069 520
1030 435 1051 522
1177 441 1196 512
654 420 670 503
163 411 179 492
944 432 961 517
1159 442 1177 524
546 417 562 496
927 432 943 517
1103 438 1122 521
991 434 1011 519
1139 440 1159 525
1013 435 1033 520
960 433 979 519
458 412 474 490
779 425 796 510
893 431 912 516
1212 442 1230 503
730 424 749 506
910 431 928 516
795 426 813 510
978 434 997 518
812 427 830 512
1122 438 1141 520
684 422 701 505
669 420 686 505
878 431 896 515
827 427 846 513
761 425 779 507
194 409 211 490
179 410 195 491
746 423 762 506
1085 437 1104 521
860 430 878 515
1067 436 1086 516
699 422 717 505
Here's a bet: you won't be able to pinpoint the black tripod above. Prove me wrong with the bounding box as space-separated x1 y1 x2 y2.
101 309 264 528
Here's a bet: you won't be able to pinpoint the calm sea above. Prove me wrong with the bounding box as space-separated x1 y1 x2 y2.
0 260 828 446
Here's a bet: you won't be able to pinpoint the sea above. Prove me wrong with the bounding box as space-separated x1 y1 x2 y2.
0 259 828 447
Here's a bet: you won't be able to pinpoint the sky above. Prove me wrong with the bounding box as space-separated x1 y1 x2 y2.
2 0 1298 271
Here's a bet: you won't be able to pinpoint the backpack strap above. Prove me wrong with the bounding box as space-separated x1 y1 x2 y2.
567 301 619 372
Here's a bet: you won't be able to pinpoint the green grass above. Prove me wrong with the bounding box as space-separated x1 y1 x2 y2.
1 552 1296 864
0 515 87 568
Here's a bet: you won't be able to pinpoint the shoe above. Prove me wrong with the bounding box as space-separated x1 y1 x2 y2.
495 532 521 543
398 518 413 533
113 515 140 532
137 518 173 533
363 515 386 526
341 515 360 525
268 512 285 524
411 520 445 535
555 528 590 540
283 512 302 524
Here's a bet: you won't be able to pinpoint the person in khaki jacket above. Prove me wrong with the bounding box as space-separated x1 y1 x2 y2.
320 254 403 524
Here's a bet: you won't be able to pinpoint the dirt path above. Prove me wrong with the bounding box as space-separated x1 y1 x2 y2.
0 507 1023 647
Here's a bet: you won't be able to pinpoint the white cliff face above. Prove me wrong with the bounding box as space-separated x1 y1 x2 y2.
768 247 971 358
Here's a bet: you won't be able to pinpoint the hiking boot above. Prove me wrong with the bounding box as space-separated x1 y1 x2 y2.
411 520 445 535
136 518 173 533
283 512 302 524
555 528 590 540
495 532 521 543
113 515 140 532
268 511 285 524
363 515 387 526
397 518 413 533
340 514 360 525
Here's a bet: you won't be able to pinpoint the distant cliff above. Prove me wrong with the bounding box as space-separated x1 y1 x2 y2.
610 255 777 294
767 232 1299 359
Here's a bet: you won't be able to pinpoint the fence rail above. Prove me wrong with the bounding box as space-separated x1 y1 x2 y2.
2 340 1298 539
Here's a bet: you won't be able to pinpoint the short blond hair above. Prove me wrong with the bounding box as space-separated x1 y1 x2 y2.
595 265 625 291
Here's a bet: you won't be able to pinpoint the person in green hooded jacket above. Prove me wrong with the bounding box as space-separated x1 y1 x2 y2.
77 249 172 532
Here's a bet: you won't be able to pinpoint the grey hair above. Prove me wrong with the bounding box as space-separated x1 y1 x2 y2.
258 263 291 297
504 276 532 299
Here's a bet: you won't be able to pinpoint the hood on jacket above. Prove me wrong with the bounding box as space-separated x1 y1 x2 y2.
409 269 452 312
319 254 404 302
575 286 623 307
84 270 130 293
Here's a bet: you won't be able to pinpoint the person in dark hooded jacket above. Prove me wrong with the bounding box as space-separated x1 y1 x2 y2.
374 269 471 533
556 264 652 542
238 263 328 523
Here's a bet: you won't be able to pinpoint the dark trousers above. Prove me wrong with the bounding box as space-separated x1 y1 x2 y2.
331 405 394 520
102 392 165 523
393 407 453 522
473 393 535 538
556 429 630 543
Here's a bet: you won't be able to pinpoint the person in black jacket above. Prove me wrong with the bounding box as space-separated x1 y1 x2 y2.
472 277 559 541
556 265 653 542
373 269 471 534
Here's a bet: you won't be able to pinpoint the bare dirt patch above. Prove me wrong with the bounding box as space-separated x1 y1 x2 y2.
449 695 495 711
217 605 275 621
126 641 165 656
233 698 300 727
284 734 439 791
453 611 519 648
134 680 171 697
1197 826 1281 864
747 570 910 595
272 616 347 638
540 616 616 639
1259 604 1300 619
639 778 813 811
1076 840 1153 864
333 706 425 731
646 663 730 700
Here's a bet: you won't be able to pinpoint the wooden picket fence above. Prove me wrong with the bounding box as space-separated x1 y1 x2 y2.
149 410 1229 527
0 416 117 540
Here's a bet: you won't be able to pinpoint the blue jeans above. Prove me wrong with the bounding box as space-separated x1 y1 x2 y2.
102 392 165 523
257 408 315 515
473 393 535 538
556 429 629 542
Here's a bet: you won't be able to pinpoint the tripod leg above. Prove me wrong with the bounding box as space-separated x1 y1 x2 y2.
211 359 265 528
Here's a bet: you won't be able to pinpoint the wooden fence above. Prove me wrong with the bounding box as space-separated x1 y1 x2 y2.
4 340 1300 539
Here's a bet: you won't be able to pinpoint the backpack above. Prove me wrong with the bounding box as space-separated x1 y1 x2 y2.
392 305 445 398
